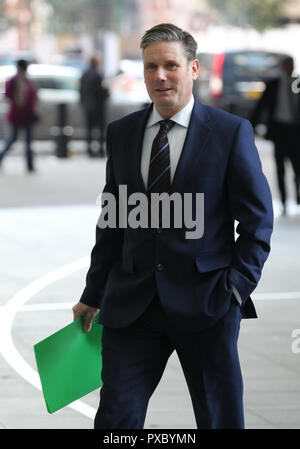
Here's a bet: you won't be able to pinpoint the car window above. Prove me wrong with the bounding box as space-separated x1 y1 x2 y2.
224 52 284 76
30 76 79 90
119 59 144 80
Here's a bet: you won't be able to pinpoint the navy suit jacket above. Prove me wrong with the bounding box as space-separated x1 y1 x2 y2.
80 99 274 332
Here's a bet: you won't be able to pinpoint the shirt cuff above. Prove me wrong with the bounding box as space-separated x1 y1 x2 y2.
232 284 242 305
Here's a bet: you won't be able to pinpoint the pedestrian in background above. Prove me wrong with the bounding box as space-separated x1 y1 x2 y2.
0 59 39 173
251 56 300 215
79 56 108 158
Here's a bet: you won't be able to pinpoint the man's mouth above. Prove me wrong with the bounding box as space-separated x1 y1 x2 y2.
156 87 172 92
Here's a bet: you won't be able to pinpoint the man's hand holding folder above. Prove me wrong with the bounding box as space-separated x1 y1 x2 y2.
72 302 100 332
34 307 103 413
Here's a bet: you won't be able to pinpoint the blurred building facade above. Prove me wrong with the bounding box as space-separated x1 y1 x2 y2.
136 0 215 32
2 0 300 74
120 0 217 59
281 0 300 24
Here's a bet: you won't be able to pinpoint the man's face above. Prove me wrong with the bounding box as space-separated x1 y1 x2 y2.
143 41 199 118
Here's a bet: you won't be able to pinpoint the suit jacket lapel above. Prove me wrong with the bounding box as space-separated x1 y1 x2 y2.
169 100 213 194
124 100 212 195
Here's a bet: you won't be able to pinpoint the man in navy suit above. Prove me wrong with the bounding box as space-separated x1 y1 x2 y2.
72 23 273 429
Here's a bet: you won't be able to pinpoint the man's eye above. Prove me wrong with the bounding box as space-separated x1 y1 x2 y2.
167 63 177 69
147 65 156 71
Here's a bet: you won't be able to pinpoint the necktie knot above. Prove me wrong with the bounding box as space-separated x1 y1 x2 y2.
159 119 175 134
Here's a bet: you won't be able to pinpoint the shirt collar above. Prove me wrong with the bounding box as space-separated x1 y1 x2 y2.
147 95 194 128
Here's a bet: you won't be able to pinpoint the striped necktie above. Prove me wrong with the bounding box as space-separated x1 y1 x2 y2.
147 119 175 194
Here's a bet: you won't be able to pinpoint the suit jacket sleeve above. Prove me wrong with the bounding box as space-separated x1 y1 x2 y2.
250 80 275 128
227 119 273 303
79 124 124 308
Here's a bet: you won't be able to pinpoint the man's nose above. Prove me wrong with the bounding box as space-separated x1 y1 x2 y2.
155 67 167 81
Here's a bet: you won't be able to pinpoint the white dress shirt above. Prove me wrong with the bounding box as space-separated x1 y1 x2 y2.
141 95 242 306
141 95 194 188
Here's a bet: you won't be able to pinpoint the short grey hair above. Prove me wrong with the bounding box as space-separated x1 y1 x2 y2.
140 23 197 63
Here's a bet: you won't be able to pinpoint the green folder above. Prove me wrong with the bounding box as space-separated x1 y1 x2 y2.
34 314 103 414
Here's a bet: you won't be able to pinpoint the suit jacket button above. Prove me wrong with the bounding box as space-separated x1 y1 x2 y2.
157 227 162 234
157 263 164 271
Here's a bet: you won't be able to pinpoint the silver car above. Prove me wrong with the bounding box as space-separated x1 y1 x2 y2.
0 63 149 141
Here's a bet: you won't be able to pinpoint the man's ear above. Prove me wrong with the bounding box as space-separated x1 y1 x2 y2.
191 59 200 80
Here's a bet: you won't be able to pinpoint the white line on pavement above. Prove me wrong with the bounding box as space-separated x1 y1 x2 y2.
1 256 300 425
1 290 299 316
17 302 75 311
253 292 300 300
0 257 97 420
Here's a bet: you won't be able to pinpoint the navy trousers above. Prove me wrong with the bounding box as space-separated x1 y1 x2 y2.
94 294 244 429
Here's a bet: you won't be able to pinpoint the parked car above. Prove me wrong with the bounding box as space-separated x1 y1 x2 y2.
0 62 149 141
193 50 291 119
0 64 84 141
105 59 150 105
0 50 38 66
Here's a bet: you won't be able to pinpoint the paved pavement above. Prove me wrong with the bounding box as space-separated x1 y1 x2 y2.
0 138 300 429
